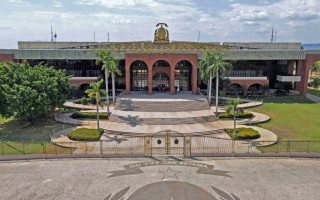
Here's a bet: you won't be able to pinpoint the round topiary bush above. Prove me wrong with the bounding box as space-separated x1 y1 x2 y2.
226 127 260 140
67 128 103 141
81 97 89 105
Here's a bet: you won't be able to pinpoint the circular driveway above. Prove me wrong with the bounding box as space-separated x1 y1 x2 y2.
0 158 319 199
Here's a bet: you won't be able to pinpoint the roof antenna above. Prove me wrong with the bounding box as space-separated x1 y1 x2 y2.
51 20 54 42
271 28 274 43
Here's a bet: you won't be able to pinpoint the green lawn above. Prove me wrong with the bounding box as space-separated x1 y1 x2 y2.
0 114 73 142
249 103 320 141
307 88 320 97
0 114 73 155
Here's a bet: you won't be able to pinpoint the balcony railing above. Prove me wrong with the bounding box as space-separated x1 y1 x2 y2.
226 70 264 77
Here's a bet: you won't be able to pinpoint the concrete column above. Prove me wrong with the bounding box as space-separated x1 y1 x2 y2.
192 64 198 95
288 60 295 75
295 60 303 92
170 66 175 95
296 60 309 98
148 65 153 95
125 60 131 95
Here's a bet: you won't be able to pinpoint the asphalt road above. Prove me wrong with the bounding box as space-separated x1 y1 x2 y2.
0 158 319 200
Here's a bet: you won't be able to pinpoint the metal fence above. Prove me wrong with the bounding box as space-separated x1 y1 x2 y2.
1 137 320 158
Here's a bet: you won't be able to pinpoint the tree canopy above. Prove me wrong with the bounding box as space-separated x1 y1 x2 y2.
0 62 71 122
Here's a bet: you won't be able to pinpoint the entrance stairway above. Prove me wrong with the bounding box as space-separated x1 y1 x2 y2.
103 93 224 136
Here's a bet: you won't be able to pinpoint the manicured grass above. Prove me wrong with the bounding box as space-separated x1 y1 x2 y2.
226 128 260 140
71 112 108 120
307 88 320 97
219 112 254 119
0 142 73 155
67 128 103 141
0 114 73 142
249 103 320 140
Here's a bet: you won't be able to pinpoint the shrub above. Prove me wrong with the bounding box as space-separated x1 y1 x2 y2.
90 96 97 105
81 97 89 105
226 128 260 140
219 112 254 119
67 128 103 141
71 112 108 120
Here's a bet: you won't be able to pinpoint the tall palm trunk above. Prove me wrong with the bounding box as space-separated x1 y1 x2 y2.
96 101 100 130
105 70 110 116
208 72 212 105
207 79 210 102
215 71 219 117
233 113 236 137
112 72 115 105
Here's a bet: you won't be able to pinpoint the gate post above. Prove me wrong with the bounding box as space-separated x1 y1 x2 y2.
184 134 191 157
145 134 151 157
165 130 171 155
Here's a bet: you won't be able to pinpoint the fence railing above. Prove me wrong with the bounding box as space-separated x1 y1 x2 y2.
1 138 320 157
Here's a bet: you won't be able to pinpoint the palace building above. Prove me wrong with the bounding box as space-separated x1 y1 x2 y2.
0 23 320 98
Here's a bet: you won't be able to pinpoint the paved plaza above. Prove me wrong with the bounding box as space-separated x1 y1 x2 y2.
0 158 319 199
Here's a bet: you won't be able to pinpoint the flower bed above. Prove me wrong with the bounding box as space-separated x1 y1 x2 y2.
226 127 260 140
67 128 103 141
71 112 108 120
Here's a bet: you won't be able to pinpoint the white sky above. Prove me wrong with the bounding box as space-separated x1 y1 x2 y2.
0 0 319 49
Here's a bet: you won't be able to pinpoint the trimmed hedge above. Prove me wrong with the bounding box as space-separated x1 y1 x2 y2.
71 112 109 120
67 128 103 141
219 112 254 119
226 127 260 140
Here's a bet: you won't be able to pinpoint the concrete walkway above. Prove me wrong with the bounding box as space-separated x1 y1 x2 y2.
307 93 320 103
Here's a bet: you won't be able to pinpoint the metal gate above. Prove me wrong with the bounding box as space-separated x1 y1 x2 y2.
148 130 187 156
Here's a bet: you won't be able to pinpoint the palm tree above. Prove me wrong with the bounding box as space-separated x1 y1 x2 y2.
109 57 122 105
226 98 244 137
310 61 320 79
207 52 232 116
198 51 215 105
85 79 107 130
95 50 114 116
311 77 320 88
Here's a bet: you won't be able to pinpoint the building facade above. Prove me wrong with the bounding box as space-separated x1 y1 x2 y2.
1 24 320 98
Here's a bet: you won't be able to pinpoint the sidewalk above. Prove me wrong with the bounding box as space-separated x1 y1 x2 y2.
307 93 320 103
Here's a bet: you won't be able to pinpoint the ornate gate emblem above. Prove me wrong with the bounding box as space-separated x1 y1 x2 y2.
154 23 169 44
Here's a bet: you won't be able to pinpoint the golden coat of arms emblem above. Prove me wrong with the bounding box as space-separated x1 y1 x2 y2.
154 23 169 44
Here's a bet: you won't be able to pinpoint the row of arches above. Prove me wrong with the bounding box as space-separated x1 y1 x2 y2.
129 60 193 93
226 83 265 96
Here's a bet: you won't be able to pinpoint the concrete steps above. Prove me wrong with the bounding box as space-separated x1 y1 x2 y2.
109 115 216 125
115 99 210 112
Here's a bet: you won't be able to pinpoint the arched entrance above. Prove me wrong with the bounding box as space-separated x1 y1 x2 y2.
152 60 171 92
153 72 170 91
227 83 243 96
130 60 148 92
248 84 263 96
175 60 192 92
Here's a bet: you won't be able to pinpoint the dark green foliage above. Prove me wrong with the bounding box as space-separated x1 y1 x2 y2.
81 97 89 105
219 112 254 119
226 128 260 140
90 96 97 104
71 112 108 119
310 78 320 88
0 62 71 122
67 128 103 141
